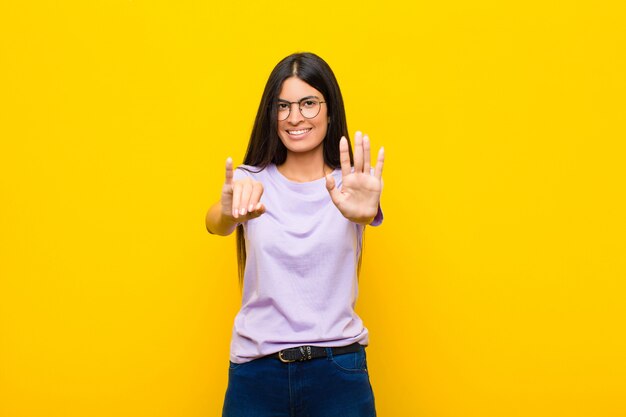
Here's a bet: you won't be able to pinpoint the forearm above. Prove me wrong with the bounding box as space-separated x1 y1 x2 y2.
205 201 238 236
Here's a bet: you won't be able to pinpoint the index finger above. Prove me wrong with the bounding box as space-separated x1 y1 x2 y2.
225 157 233 186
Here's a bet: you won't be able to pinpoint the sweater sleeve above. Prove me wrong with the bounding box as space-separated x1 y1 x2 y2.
369 204 384 226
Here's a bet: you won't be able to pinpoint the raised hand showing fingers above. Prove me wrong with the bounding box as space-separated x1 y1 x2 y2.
326 132 385 225
220 158 266 221
230 179 266 219
209 158 266 236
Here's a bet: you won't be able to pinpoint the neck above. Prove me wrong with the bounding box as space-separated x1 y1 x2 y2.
278 150 330 182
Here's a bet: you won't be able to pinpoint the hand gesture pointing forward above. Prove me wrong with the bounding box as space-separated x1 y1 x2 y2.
206 158 266 236
325 132 385 225
222 158 266 221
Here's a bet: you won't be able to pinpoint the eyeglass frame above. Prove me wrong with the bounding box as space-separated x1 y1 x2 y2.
276 96 326 121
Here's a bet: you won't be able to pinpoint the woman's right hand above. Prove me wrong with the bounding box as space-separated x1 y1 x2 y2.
222 157 266 221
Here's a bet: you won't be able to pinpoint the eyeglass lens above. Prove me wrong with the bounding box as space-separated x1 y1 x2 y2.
277 99 322 120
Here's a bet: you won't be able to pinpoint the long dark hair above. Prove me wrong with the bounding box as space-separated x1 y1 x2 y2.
236 52 355 284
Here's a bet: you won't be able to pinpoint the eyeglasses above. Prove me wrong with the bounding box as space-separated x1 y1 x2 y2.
277 97 326 121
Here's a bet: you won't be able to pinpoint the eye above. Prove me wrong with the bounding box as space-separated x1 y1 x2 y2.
301 100 318 108
277 102 289 110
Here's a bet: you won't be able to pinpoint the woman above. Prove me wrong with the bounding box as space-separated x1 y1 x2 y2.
206 52 384 417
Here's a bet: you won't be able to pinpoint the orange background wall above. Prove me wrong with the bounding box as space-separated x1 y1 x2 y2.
1 1 625 416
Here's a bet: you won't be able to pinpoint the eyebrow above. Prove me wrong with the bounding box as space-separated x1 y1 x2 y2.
277 95 320 102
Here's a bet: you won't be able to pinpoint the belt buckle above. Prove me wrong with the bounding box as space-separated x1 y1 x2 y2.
278 350 295 363
278 346 312 363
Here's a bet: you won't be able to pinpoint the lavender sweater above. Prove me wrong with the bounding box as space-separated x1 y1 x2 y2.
230 164 383 363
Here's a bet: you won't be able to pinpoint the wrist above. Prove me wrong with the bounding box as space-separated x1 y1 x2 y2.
351 215 375 226
350 204 383 226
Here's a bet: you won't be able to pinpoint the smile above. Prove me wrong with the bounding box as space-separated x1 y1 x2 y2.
286 128 311 136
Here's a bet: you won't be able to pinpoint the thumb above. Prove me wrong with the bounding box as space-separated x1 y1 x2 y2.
325 174 342 205
224 157 233 186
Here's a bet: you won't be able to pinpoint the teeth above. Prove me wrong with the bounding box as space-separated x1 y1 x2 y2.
288 129 311 135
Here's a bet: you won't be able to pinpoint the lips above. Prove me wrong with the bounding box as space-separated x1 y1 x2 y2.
286 128 312 137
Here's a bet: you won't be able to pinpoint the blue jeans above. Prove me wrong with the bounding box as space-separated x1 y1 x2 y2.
222 345 376 417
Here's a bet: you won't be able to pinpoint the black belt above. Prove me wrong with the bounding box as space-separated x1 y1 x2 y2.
270 342 362 363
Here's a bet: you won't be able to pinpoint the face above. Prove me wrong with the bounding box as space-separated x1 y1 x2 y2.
276 76 328 157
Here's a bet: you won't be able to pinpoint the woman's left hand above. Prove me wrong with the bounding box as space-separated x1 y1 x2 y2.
326 131 385 225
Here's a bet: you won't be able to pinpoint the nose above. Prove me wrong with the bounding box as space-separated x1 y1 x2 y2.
286 102 303 124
